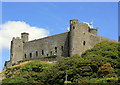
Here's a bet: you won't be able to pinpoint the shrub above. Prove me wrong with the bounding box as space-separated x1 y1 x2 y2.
44 55 57 58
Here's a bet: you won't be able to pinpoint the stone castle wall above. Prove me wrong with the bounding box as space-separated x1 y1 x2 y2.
4 19 117 68
23 32 69 60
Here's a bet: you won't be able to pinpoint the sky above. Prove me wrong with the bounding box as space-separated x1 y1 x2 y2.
1 0 119 2
0 2 118 71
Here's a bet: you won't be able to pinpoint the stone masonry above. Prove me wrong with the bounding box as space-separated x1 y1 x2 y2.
4 19 116 68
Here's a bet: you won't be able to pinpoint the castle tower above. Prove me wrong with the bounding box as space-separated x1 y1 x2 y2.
10 37 24 65
21 32 29 43
69 19 90 56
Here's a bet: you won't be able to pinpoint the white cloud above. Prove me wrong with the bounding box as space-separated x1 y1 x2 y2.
0 21 49 49
83 22 94 28
66 27 70 31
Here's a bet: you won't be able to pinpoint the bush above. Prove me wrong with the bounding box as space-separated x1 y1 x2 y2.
2 77 28 83
2 60 52 84
44 55 57 58
2 41 120 84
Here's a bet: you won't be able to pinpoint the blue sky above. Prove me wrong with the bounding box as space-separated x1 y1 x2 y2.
1 2 118 71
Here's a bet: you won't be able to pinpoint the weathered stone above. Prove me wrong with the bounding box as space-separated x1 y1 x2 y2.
4 19 116 68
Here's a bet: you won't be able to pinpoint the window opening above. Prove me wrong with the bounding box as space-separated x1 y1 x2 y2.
83 41 86 45
61 46 64 51
25 54 26 58
36 51 38 56
42 50 44 55
55 47 57 53
73 26 75 29
50 51 52 55
30 53 32 58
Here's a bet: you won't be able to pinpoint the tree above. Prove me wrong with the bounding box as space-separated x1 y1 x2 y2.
98 63 116 78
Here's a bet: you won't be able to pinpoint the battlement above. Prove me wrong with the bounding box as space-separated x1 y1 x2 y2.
12 37 21 40
89 28 98 35
70 19 78 25
4 19 116 68
70 19 98 35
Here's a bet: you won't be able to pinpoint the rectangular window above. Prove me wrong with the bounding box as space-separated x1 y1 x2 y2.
36 51 38 56
25 54 26 58
42 50 44 55
30 53 32 58
50 51 52 55
61 46 64 51
55 47 57 53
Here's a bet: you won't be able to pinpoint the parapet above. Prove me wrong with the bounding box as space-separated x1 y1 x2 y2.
16 37 20 39
21 32 29 43
21 32 29 35
70 19 78 25
89 28 98 35
12 37 21 40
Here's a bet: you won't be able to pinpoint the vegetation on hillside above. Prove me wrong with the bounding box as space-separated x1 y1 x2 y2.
2 41 120 85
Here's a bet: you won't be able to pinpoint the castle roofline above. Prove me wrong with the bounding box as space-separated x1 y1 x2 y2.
21 32 29 35
26 32 69 43
70 19 78 21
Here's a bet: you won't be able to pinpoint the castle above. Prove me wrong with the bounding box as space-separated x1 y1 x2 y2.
4 19 116 67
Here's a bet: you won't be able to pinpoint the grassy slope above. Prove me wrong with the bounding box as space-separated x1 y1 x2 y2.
1 41 120 84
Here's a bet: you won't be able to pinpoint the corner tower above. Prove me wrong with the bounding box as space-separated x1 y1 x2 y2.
69 19 91 56
10 37 24 65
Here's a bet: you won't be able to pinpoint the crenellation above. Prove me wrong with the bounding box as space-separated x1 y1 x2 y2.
89 28 98 35
4 19 117 68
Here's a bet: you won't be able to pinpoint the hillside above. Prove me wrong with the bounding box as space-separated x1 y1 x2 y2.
1 41 120 85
